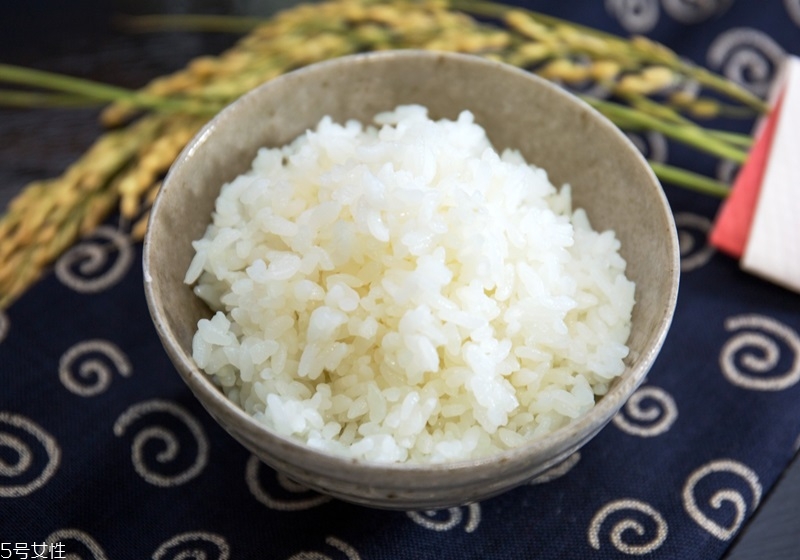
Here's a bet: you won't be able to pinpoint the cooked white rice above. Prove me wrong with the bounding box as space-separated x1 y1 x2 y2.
185 104 635 463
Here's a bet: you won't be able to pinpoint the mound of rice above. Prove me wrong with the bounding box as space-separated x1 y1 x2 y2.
185 105 635 463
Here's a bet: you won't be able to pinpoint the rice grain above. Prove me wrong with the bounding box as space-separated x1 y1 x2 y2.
187 105 635 463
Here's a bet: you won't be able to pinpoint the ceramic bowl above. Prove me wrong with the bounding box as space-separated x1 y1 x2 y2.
143 50 680 510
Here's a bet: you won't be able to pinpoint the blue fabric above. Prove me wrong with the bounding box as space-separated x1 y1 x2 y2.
2 1 800 558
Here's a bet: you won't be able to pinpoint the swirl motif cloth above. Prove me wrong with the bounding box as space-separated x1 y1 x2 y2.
2 1 800 558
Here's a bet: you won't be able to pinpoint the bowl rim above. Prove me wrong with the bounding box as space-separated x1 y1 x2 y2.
143 49 680 477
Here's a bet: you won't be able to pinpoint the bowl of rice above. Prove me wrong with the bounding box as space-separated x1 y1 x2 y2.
143 50 679 509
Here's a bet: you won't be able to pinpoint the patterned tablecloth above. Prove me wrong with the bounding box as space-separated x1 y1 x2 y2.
2 1 800 558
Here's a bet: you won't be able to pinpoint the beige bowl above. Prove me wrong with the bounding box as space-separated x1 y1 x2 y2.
143 50 679 510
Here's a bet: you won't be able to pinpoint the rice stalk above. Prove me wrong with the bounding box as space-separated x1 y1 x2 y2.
0 114 189 307
0 64 222 117
452 0 768 113
0 90 102 108
0 0 767 309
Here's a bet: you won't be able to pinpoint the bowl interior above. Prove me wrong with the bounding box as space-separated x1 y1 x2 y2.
144 50 679 506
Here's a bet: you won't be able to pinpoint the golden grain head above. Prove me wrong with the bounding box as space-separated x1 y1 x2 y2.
688 99 720 119
630 35 678 63
353 23 390 44
668 89 697 106
120 194 141 220
590 60 622 81
513 42 551 65
641 66 675 89
538 58 588 82
131 213 150 241
341 0 369 21
618 69 673 95
187 56 220 77
504 10 554 42
81 193 117 235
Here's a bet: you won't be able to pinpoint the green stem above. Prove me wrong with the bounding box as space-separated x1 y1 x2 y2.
622 92 753 149
693 100 759 119
686 66 769 115
114 14 266 34
0 63 222 116
706 128 754 149
622 92 695 125
649 161 730 198
0 90 102 108
584 97 749 163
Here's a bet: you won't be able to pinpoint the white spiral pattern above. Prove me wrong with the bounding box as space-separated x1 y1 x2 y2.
784 0 800 27
682 459 762 540
287 536 362 560
605 0 660 33
55 225 134 294
720 314 800 391
625 131 669 163
407 503 481 533
675 212 716 272
707 28 786 97
530 452 581 484
151 531 230 560
613 386 678 437
58 340 132 397
113 400 209 487
245 455 331 510
588 499 668 555
45 529 109 560
716 159 739 185
0 412 61 497
662 0 734 24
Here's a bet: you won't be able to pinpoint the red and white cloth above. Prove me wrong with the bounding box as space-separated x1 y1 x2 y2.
711 56 800 293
